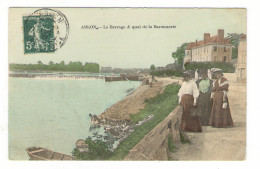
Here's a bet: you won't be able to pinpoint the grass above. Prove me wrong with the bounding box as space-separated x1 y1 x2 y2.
108 84 180 160
168 134 177 153
130 84 180 124
180 132 190 144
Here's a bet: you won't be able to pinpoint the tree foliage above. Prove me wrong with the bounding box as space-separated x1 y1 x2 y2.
150 64 155 71
184 62 235 73
172 43 188 65
72 137 112 160
150 70 183 77
9 61 100 73
227 33 246 59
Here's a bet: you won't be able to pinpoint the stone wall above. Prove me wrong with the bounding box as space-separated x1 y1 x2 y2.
124 106 183 160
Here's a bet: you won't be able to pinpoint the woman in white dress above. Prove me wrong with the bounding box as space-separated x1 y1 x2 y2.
178 72 202 132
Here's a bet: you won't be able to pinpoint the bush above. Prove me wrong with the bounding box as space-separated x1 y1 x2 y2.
184 62 235 73
72 137 113 160
150 70 183 77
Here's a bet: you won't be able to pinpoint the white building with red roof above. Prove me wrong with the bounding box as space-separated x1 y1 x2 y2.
183 29 233 66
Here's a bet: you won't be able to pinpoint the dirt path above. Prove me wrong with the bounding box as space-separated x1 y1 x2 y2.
171 73 246 161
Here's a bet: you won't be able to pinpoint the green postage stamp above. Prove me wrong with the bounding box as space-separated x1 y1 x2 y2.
23 8 69 54
23 15 55 53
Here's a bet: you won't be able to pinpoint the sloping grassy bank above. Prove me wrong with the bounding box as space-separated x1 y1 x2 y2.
72 83 180 160
108 84 180 160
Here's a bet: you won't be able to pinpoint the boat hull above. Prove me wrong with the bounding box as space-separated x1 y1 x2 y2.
26 147 75 161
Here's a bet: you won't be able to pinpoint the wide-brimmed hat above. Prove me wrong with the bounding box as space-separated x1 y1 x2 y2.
211 68 223 77
211 68 222 73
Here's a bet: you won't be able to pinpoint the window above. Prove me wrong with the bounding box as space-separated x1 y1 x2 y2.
224 47 227 52
224 56 227 62
214 46 217 51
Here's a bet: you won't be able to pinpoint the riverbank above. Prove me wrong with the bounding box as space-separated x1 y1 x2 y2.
73 82 181 160
108 82 181 160
88 77 182 149
71 77 181 160
95 77 181 123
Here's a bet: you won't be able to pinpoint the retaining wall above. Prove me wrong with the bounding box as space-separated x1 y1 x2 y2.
124 106 183 160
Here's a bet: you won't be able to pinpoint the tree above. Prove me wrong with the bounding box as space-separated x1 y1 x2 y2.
150 64 155 71
83 62 99 73
227 33 246 59
172 43 188 65
58 61 65 71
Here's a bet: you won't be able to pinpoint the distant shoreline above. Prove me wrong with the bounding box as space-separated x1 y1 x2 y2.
9 73 106 80
9 69 103 74
9 70 145 82
9 70 115 80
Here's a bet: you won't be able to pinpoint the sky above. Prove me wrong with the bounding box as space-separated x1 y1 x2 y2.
9 8 246 68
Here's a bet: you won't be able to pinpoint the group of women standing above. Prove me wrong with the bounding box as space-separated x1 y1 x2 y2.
178 68 233 132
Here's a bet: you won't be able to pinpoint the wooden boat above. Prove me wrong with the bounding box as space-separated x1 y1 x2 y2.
26 147 75 160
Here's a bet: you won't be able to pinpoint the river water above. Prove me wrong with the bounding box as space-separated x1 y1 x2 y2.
8 77 141 160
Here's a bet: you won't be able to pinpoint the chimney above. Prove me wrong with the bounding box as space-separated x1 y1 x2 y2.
196 39 198 46
217 29 224 43
240 34 247 40
204 33 210 43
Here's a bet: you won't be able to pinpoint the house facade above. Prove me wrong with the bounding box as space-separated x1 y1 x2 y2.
183 29 233 66
237 35 247 84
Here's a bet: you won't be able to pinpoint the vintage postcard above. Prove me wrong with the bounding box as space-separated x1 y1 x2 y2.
8 8 246 161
